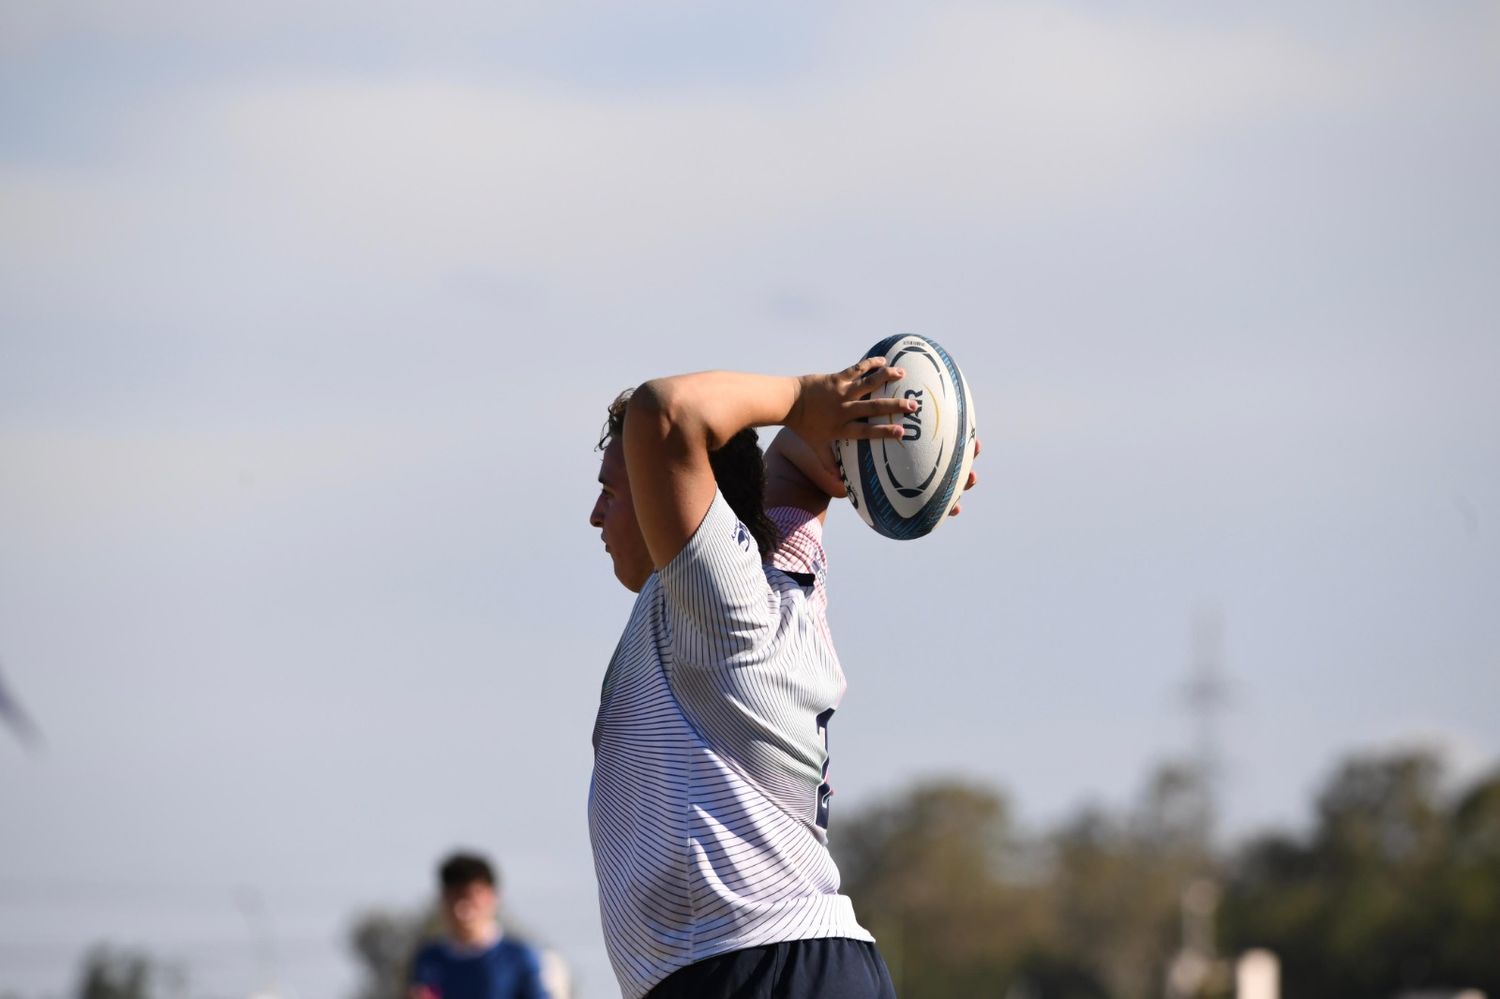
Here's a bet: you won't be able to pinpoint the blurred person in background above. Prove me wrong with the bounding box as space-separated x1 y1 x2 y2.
409 851 550 999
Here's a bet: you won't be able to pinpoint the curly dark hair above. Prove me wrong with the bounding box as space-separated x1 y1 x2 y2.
599 388 780 560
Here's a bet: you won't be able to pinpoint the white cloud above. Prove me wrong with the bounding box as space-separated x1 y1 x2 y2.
4 2 1495 524
193 7 1359 270
0 6 1400 283
5 2 1495 334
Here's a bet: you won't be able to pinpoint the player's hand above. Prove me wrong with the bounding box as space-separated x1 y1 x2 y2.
949 437 981 517
787 357 913 444
771 427 846 499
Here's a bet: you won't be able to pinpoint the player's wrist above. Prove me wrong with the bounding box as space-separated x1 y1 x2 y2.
783 372 829 442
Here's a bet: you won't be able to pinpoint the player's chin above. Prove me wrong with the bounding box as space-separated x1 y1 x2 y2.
614 560 648 594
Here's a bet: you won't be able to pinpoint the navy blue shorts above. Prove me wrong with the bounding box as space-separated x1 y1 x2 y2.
645 938 896 999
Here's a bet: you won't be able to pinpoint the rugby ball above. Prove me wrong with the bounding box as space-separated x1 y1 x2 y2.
834 334 977 540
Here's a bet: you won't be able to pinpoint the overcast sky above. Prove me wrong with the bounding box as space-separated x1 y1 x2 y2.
2 2 1498 996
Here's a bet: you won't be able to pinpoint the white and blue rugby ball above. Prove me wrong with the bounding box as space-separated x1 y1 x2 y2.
834 334 978 541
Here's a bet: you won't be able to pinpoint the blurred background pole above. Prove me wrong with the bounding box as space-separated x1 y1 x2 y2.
1181 879 1219 962
1165 609 1232 998
1184 606 1229 852
1236 949 1279 999
236 887 281 999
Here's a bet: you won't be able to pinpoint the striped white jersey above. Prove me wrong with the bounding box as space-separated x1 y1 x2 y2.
588 493 873 999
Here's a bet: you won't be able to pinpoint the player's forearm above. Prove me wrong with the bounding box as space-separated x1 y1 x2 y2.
765 428 845 519
630 372 801 453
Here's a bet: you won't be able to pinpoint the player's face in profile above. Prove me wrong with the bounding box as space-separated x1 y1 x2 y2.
591 440 653 593
441 881 497 941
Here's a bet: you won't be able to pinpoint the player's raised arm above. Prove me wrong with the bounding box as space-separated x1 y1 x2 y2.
764 428 846 523
622 360 913 570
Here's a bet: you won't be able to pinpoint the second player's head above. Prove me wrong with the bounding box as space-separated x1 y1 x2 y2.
437 851 499 945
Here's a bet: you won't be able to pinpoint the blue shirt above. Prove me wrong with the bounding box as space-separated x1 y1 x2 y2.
410 937 548 999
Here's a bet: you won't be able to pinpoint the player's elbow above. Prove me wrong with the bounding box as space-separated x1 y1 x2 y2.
628 377 707 450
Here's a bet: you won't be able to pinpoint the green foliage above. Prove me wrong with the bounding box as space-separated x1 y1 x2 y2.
836 779 1050 997
833 769 1208 999
835 752 1500 999
348 907 441 999
76 947 184 999
1220 752 1500 999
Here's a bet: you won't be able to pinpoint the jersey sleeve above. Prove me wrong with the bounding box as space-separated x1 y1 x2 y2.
658 490 777 669
767 504 830 607
520 944 550 999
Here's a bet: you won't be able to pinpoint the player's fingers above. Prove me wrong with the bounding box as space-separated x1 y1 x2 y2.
845 356 888 381
949 502 962 517
842 420 906 441
963 470 978 491
847 397 912 420
974 437 982 458
848 367 905 403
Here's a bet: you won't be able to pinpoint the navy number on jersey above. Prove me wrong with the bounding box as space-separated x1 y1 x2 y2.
815 707 835 829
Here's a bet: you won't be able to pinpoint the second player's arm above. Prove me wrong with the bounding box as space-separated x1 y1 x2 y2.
764 429 846 523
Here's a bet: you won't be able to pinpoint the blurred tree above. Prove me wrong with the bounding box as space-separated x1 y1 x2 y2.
1047 764 1216 999
349 907 437 999
1006 949 1112 999
834 779 1051 998
1221 751 1500 999
834 769 1218 999
1438 767 1500 987
76 946 185 999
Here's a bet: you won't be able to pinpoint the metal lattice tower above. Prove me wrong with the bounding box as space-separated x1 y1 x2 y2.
1183 606 1230 850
